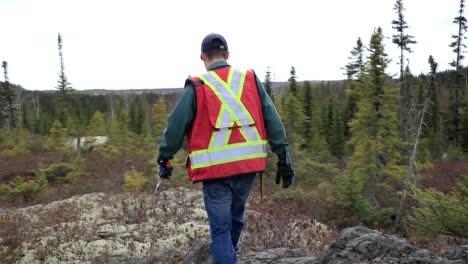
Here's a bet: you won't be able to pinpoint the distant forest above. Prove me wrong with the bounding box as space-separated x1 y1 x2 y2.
1 0 467 238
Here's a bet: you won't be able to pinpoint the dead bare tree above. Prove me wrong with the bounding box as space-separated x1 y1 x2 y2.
31 92 40 123
394 56 438 228
14 86 25 128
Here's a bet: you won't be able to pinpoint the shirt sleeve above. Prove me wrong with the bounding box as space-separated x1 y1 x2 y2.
157 84 196 161
254 72 292 165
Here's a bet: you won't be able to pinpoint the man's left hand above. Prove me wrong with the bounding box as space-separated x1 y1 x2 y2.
276 160 295 188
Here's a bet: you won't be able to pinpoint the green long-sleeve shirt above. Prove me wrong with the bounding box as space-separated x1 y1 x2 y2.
157 61 292 165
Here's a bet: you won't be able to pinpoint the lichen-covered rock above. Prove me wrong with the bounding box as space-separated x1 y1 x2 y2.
4 189 464 264
239 248 318 264
443 245 468 262
181 242 319 264
320 226 461 264
1 187 210 263
183 239 212 264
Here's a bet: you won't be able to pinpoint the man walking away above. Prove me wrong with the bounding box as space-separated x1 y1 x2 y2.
157 33 295 264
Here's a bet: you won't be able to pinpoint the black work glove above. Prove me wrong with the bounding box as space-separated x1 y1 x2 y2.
158 159 173 179
276 160 295 188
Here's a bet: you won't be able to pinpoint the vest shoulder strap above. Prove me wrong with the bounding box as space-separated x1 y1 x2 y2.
185 76 204 87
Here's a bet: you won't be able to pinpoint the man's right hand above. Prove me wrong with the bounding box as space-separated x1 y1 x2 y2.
276 160 295 188
158 159 173 179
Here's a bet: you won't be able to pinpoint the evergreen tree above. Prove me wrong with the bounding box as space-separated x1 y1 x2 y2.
1 61 16 128
449 0 467 146
303 81 313 141
110 99 129 144
323 97 346 157
461 94 468 154
426 56 443 157
56 33 73 125
264 66 274 101
44 120 69 152
88 111 106 136
392 0 416 81
306 84 332 160
325 97 334 150
347 27 403 208
288 66 297 96
449 0 468 70
335 171 393 226
128 97 137 134
331 103 346 157
282 91 306 149
343 37 365 80
392 0 417 142
152 98 168 141
128 97 145 135
400 65 415 142
343 38 366 139
408 178 468 237
136 98 145 135
21 103 30 131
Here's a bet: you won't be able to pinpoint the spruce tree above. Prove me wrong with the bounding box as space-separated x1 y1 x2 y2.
152 98 168 141
303 81 313 141
136 98 145 135
264 66 274 101
449 0 467 146
331 103 345 157
343 37 365 80
343 38 365 140
323 97 345 157
1 61 16 128
347 27 403 208
21 104 30 131
128 96 145 135
461 99 468 154
56 33 73 125
288 66 297 96
325 97 334 151
88 111 106 136
392 0 416 81
56 33 73 95
44 119 72 159
392 0 416 142
449 0 467 70
400 65 415 142
110 99 129 144
426 56 443 157
282 91 306 149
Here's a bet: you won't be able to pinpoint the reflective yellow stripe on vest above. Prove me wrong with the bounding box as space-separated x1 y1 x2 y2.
190 68 267 169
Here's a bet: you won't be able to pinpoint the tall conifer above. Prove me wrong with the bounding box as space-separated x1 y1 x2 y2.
347 28 403 208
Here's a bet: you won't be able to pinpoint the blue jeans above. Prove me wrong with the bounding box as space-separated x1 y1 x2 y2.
202 173 256 264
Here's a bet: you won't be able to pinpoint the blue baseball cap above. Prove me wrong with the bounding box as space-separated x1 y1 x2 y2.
201 33 228 53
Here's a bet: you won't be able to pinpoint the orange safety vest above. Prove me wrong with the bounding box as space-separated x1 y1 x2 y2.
186 66 267 182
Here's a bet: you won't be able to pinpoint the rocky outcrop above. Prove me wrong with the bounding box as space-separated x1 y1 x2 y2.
0 187 210 263
183 240 212 264
239 248 318 264
181 240 318 264
443 245 468 262
180 227 466 264
320 226 465 264
1 188 466 264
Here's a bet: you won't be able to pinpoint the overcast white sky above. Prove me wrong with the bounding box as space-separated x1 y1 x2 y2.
0 0 460 90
